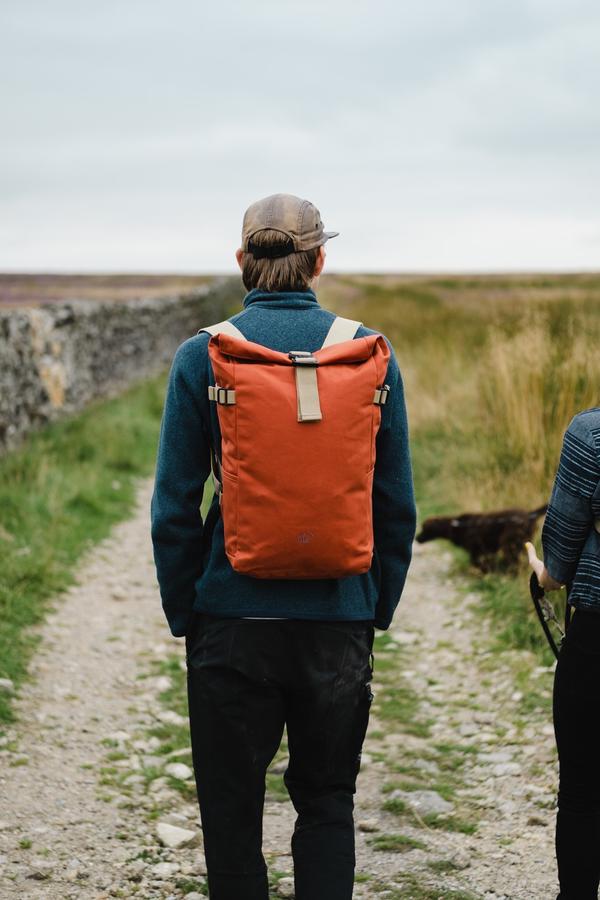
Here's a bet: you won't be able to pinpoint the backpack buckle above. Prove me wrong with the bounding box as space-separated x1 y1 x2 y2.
373 384 390 406
208 385 236 405
289 351 318 365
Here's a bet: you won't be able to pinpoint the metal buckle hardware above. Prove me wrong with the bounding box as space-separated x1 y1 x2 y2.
208 385 236 405
374 384 390 406
289 350 318 365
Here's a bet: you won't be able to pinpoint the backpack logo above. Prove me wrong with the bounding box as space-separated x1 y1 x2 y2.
296 531 314 544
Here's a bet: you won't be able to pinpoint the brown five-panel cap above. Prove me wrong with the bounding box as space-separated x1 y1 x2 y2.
241 193 339 259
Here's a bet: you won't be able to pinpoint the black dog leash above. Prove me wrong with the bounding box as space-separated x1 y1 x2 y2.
529 572 572 659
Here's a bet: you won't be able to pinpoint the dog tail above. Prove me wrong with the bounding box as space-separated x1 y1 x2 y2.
528 504 548 519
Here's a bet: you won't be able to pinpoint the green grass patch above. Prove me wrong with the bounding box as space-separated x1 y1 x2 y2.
433 742 478 758
387 762 434 778
382 797 406 815
267 869 292 898
374 686 432 737
153 655 189 718
0 373 169 722
368 870 477 899
427 859 464 874
265 772 288 802
369 832 426 852
422 813 477 835
383 795 478 836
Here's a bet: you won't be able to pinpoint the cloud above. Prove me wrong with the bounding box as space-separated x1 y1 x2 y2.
1 0 599 270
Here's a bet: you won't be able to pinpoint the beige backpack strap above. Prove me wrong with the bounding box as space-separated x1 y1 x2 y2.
198 320 247 340
320 315 362 348
322 316 391 408
200 320 245 409
289 317 363 420
289 352 322 422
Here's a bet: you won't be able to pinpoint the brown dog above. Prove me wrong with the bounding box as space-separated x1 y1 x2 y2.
416 505 548 571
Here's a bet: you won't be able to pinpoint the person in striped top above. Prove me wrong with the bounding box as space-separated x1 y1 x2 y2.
527 407 600 900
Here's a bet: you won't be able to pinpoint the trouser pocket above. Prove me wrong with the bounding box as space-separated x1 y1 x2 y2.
356 679 374 772
338 646 375 783
185 614 235 669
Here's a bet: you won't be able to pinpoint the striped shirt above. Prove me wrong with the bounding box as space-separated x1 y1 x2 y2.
542 407 600 610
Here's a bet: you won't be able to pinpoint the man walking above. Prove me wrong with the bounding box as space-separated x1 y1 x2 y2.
151 193 416 900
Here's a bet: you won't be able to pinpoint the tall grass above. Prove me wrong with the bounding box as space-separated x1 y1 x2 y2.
480 317 600 498
323 276 600 512
320 274 600 657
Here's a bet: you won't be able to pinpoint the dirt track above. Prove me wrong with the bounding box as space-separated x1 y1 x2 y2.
0 479 558 899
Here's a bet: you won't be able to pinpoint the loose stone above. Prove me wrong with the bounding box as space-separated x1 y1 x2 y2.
390 789 454 817
156 822 201 849
164 762 194 780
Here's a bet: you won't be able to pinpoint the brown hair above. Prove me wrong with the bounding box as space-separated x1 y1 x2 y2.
240 229 320 292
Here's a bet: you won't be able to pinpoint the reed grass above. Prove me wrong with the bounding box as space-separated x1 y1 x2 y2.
321 274 600 511
320 273 600 656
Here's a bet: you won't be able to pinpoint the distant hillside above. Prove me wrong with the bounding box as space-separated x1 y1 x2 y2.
0 273 219 308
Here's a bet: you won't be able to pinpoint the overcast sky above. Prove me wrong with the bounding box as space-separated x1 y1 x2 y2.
1 0 599 272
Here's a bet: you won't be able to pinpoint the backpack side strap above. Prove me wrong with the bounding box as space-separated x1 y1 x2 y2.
320 316 363 348
198 320 247 340
201 319 245 406
199 320 247 502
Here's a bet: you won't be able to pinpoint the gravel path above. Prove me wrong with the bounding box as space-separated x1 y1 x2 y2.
0 479 559 899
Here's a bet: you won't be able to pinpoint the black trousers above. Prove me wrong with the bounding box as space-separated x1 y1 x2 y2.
185 614 375 900
553 608 600 900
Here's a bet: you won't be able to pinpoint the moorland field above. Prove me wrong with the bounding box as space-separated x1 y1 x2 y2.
2 271 600 720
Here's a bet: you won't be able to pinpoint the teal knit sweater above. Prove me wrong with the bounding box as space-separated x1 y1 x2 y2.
150 286 416 636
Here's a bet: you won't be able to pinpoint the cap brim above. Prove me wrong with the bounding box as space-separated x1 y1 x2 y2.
323 231 339 242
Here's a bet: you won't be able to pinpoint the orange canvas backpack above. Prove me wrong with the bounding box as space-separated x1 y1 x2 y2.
199 316 391 579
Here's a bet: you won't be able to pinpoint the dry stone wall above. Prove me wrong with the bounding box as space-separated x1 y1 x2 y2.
0 277 243 453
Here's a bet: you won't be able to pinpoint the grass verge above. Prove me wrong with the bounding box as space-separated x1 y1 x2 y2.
0 374 167 723
319 273 600 668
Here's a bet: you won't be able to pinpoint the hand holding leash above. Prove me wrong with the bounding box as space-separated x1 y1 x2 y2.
525 542 563 591
524 542 569 659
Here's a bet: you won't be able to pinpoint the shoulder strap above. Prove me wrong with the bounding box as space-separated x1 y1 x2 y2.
199 318 246 501
198 320 247 340
320 316 363 349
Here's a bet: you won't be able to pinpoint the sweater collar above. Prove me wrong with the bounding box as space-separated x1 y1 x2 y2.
242 287 320 309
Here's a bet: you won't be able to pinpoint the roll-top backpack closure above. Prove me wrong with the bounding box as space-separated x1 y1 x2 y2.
201 315 368 423
206 331 389 421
